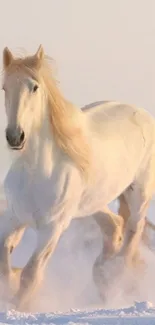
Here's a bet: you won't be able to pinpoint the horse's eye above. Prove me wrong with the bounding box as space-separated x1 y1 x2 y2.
32 84 38 92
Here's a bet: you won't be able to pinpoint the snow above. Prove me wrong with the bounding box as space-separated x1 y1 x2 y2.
0 302 155 324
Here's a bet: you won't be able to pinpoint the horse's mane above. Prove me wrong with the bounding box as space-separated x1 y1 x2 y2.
3 51 91 179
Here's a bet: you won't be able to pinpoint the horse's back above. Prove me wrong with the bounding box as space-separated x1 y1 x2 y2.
82 101 155 142
82 100 152 120
81 101 109 111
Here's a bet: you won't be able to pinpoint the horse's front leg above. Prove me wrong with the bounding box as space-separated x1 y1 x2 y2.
9 226 25 255
12 218 70 311
0 211 24 300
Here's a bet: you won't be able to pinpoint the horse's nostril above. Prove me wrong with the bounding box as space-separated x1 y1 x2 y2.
6 129 12 144
6 132 9 143
20 131 25 143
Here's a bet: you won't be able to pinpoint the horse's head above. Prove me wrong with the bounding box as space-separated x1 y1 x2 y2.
2 45 91 178
2 45 46 151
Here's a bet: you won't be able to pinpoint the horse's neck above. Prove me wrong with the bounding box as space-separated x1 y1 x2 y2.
20 111 59 177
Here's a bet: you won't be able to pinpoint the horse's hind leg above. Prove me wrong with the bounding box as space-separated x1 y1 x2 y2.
94 207 124 258
119 183 150 269
92 192 146 300
92 188 150 301
93 193 130 263
94 193 131 260
92 208 124 300
118 193 144 267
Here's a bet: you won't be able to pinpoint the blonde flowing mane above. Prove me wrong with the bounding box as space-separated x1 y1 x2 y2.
3 46 91 179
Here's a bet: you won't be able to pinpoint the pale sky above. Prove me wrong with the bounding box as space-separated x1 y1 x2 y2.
0 0 155 181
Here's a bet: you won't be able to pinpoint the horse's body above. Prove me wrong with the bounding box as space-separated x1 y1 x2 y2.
1 45 155 310
5 101 154 222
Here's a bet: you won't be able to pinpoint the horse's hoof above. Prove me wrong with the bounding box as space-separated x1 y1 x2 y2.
10 293 32 312
9 297 24 312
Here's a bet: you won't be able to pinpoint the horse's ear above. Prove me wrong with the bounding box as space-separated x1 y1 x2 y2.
3 47 14 69
35 45 44 61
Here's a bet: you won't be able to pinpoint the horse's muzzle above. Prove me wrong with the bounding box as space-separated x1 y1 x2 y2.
5 127 25 150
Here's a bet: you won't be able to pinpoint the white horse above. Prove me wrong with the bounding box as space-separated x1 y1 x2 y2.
1 44 155 310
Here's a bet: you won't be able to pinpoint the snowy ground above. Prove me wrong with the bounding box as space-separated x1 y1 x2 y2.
1 302 155 324
0 191 155 324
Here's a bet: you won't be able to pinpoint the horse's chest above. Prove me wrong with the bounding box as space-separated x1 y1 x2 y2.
5 169 54 225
